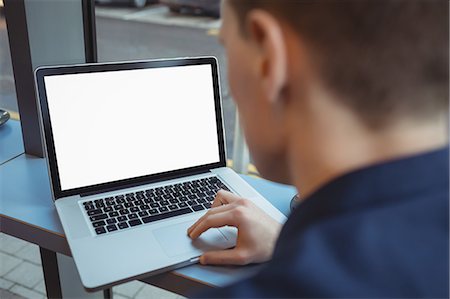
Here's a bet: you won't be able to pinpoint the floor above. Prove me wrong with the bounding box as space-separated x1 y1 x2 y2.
0 233 185 299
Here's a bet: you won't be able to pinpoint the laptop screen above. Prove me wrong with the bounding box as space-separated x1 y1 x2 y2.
42 62 222 192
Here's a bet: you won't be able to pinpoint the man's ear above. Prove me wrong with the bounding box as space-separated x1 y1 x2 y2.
246 10 288 104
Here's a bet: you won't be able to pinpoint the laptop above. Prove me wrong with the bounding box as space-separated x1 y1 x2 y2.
34 57 286 291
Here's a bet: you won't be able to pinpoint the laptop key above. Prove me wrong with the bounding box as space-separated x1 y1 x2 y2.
95 227 106 235
128 214 138 220
168 205 178 210
179 202 187 208
159 207 168 213
150 203 159 208
192 189 203 195
84 204 95 211
192 205 204 212
83 201 93 206
142 207 192 224
118 222 128 229
219 184 230 191
138 211 148 217
114 204 124 210
107 224 118 232
149 209 159 215
106 218 117 224
130 207 139 213
204 203 212 209
197 192 207 198
87 209 102 216
117 216 127 222
119 209 130 215
103 206 113 213
129 219 142 227
92 220 106 227
109 211 119 217
90 214 108 221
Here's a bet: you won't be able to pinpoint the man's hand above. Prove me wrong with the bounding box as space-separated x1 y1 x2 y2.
187 190 282 266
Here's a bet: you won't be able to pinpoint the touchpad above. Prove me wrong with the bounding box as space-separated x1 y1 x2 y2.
153 221 232 258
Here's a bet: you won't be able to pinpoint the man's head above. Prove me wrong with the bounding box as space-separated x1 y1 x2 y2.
219 0 448 185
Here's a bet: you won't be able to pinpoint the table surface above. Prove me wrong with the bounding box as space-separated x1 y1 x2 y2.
0 119 24 165
1 120 297 292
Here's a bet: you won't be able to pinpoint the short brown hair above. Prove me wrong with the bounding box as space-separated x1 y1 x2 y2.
229 0 449 128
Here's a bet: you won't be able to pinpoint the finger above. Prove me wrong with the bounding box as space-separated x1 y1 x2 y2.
187 203 235 236
188 191 243 235
200 249 250 266
188 211 237 239
212 190 242 208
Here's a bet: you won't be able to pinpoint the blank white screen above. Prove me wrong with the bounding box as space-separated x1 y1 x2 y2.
44 64 221 191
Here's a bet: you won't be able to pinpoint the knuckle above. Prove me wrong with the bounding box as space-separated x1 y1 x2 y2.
239 199 251 207
235 251 250 265
232 206 247 220
217 190 227 197
214 192 224 204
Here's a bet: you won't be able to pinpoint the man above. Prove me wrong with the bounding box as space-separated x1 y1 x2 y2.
187 0 449 297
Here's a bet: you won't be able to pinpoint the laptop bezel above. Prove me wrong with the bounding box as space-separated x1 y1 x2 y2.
35 57 227 200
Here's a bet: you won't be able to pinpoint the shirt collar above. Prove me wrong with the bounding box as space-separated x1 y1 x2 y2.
289 146 449 229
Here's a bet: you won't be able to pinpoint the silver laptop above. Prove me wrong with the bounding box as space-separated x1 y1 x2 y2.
35 57 286 292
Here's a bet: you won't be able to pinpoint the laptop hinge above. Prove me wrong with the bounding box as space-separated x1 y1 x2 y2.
80 169 211 197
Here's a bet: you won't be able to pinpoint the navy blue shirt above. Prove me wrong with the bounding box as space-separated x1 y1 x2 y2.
196 147 449 298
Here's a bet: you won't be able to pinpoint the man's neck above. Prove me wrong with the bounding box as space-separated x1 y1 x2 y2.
287 107 448 199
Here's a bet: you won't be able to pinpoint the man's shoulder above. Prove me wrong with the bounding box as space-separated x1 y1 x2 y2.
270 186 449 297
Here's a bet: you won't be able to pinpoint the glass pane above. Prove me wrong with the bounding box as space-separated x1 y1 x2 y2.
0 4 19 118
95 1 236 160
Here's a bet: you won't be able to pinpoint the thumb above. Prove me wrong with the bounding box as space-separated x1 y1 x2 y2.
200 249 250 266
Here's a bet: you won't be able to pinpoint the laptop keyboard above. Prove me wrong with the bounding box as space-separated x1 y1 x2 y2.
81 176 230 235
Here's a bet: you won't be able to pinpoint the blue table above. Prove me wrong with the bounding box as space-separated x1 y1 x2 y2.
0 121 297 297
0 119 24 165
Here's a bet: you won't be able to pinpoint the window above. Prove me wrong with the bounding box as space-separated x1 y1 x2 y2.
0 6 19 119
